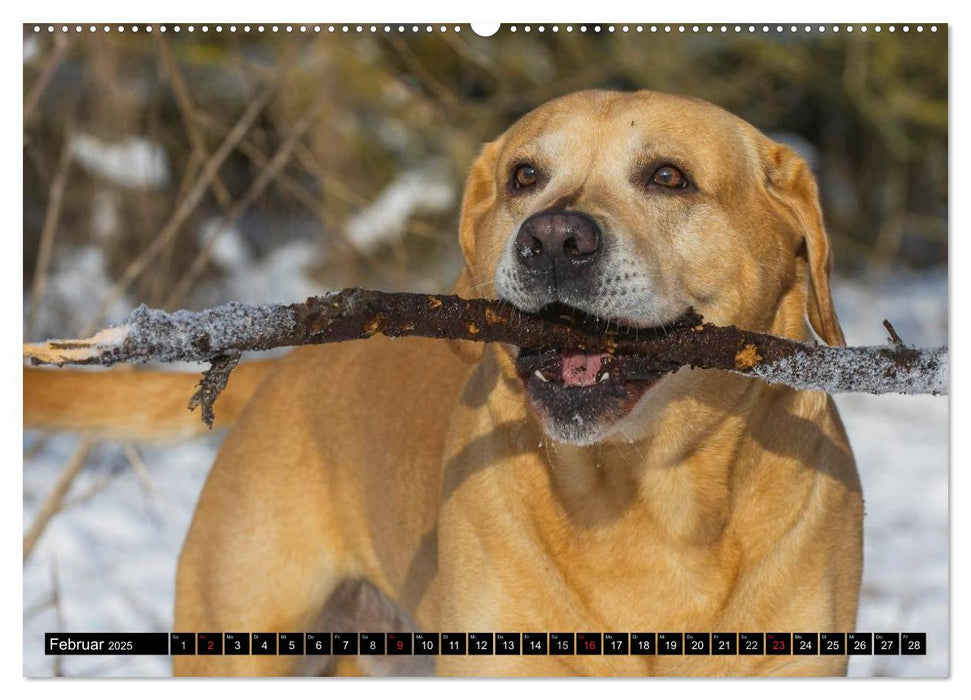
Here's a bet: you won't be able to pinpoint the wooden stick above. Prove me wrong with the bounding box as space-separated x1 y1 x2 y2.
24 289 948 428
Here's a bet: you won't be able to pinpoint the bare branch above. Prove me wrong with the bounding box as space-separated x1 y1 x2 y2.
883 319 905 348
83 72 284 335
155 34 233 209
163 91 329 308
24 438 96 563
188 353 241 428
25 134 73 339
24 34 73 126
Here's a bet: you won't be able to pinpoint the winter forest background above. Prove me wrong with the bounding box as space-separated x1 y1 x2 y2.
22 24 948 676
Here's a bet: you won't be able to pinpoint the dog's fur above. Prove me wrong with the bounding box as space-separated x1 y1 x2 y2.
24 90 862 677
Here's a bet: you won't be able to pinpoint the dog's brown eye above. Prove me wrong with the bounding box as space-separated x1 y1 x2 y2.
651 165 687 189
512 164 538 190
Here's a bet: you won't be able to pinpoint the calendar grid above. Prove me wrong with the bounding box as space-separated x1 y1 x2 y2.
45 631 927 657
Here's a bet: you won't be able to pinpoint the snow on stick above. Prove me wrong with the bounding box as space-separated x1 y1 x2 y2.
23 288 948 427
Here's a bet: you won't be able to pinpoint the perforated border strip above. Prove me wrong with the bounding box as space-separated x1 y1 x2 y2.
29 23 942 35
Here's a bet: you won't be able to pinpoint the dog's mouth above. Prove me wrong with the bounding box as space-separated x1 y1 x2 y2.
510 303 690 444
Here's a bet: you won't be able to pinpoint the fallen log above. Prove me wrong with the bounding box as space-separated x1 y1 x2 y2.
23 288 948 428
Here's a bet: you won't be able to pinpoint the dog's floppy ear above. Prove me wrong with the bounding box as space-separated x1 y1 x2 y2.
447 140 502 364
763 143 846 347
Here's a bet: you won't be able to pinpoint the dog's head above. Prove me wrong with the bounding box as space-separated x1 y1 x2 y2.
451 90 844 445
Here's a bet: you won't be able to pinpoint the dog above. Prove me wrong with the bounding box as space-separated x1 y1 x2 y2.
24 90 862 677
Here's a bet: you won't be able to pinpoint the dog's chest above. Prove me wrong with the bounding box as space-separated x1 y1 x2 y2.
436 451 741 635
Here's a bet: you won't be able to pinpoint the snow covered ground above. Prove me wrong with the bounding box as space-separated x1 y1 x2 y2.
832 273 948 678
22 271 948 677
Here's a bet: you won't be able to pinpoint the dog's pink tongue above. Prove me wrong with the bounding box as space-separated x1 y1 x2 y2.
561 352 609 387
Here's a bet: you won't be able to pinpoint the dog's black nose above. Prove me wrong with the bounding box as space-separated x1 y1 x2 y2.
515 211 602 278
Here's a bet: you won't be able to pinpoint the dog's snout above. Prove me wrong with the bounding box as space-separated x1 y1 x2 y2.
515 211 602 277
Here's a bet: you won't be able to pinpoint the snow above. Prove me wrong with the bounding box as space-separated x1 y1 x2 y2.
838 391 948 677
23 35 39 64
751 344 948 396
23 436 221 677
70 134 170 190
831 272 948 678
193 225 324 310
345 167 454 253
90 188 121 241
123 300 297 364
22 270 948 677
26 245 135 342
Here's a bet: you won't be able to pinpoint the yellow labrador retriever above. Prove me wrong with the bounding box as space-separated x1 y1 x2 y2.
25 90 862 677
